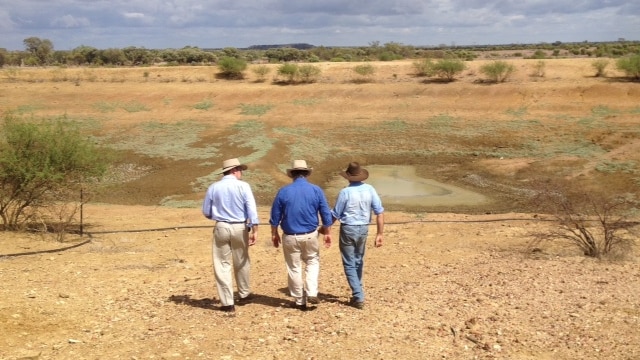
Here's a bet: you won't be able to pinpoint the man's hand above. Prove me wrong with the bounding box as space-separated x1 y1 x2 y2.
271 233 281 248
374 233 383 248
323 234 332 248
248 231 257 246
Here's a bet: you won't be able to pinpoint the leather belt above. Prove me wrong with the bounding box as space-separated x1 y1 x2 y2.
283 229 316 236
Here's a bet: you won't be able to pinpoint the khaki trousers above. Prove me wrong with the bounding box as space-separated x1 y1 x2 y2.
282 231 319 305
212 222 250 306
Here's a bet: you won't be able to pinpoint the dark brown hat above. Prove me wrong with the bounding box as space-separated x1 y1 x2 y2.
340 162 369 182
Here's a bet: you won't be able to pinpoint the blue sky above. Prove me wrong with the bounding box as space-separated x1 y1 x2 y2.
1 0 638 51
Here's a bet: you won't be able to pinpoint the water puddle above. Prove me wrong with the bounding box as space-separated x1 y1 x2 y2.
325 165 488 208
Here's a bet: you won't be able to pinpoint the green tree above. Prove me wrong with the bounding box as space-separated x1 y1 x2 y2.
0 115 109 230
23 37 54 65
480 60 516 83
616 54 640 80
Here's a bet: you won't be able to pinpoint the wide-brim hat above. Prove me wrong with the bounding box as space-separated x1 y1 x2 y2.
286 159 313 177
219 158 248 174
340 162 369 182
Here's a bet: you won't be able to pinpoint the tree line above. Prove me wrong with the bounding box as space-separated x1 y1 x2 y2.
1 37 639 68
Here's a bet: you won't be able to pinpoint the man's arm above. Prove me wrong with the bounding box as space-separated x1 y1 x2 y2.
374 213 384 247
201 187 213 219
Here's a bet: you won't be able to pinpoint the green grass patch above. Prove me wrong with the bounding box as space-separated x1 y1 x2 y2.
14 104 44 114
230 120 274 163
239 103 273 116
193 99 213 110
382 119 408 131
93 101 120 113
121 101 150 113
93 101 150 113
505 107 528 118
98 120 216 160
591 105 620 117
595 160 637 174
292 98 321 106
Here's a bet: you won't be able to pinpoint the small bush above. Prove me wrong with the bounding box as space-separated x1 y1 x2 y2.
531 60 546 78
251 65 271 82
432 58 466 81
297 64 321 83
528 182 639 258
592 59 610 77
616 54 640 80
352 64 376 82
413 59 435 77
217 56 247 79
276 63 298 83
480 60 516 83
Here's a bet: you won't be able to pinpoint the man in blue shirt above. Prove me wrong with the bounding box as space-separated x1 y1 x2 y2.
202 158 260 313
269 160 333 310
331 162 384 310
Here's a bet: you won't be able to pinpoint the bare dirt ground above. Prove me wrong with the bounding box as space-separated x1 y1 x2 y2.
1 58 639 359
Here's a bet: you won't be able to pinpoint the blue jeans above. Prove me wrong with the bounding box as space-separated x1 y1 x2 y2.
339 224 369 302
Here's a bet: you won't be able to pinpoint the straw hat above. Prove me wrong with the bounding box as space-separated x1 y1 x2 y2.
340 162 369 182
219 158 248 174
286 159 313 177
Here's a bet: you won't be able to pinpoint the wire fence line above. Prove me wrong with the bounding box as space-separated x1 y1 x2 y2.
1 217 555 258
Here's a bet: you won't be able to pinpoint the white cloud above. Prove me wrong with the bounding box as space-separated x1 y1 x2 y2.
52 14 90 28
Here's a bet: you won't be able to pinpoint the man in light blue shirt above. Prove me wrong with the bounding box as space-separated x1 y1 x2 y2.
331 162 384 310
202 158 259 313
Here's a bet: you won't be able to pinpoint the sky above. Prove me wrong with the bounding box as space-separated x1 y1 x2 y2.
1 0 638 51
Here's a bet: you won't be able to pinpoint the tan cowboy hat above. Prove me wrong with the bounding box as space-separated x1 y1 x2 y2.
340 162 369 182
286 159 313 177
219 158 248 174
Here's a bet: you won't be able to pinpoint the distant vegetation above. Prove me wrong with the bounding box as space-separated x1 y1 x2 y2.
1 37 639 69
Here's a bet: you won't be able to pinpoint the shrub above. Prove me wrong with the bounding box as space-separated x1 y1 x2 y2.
616 54 640 80
528 182 639 258
217 56 247 79
352 64 376 82
531 49 547 59
432 58 466 81
480 60 516 83
0 115 109 231
531 60 546 77
297 64 321 83
277 63 299 83
592 59 609 77
413 59 435 77
251 65 271 82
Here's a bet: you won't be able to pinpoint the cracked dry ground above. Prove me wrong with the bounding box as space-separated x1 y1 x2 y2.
1 205 639 360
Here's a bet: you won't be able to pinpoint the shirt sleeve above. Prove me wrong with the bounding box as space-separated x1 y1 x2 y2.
202 185 214 219
243 182 260 225
331 189 346 220
317 186 334 226
370 186 384 215
269 190 283 226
